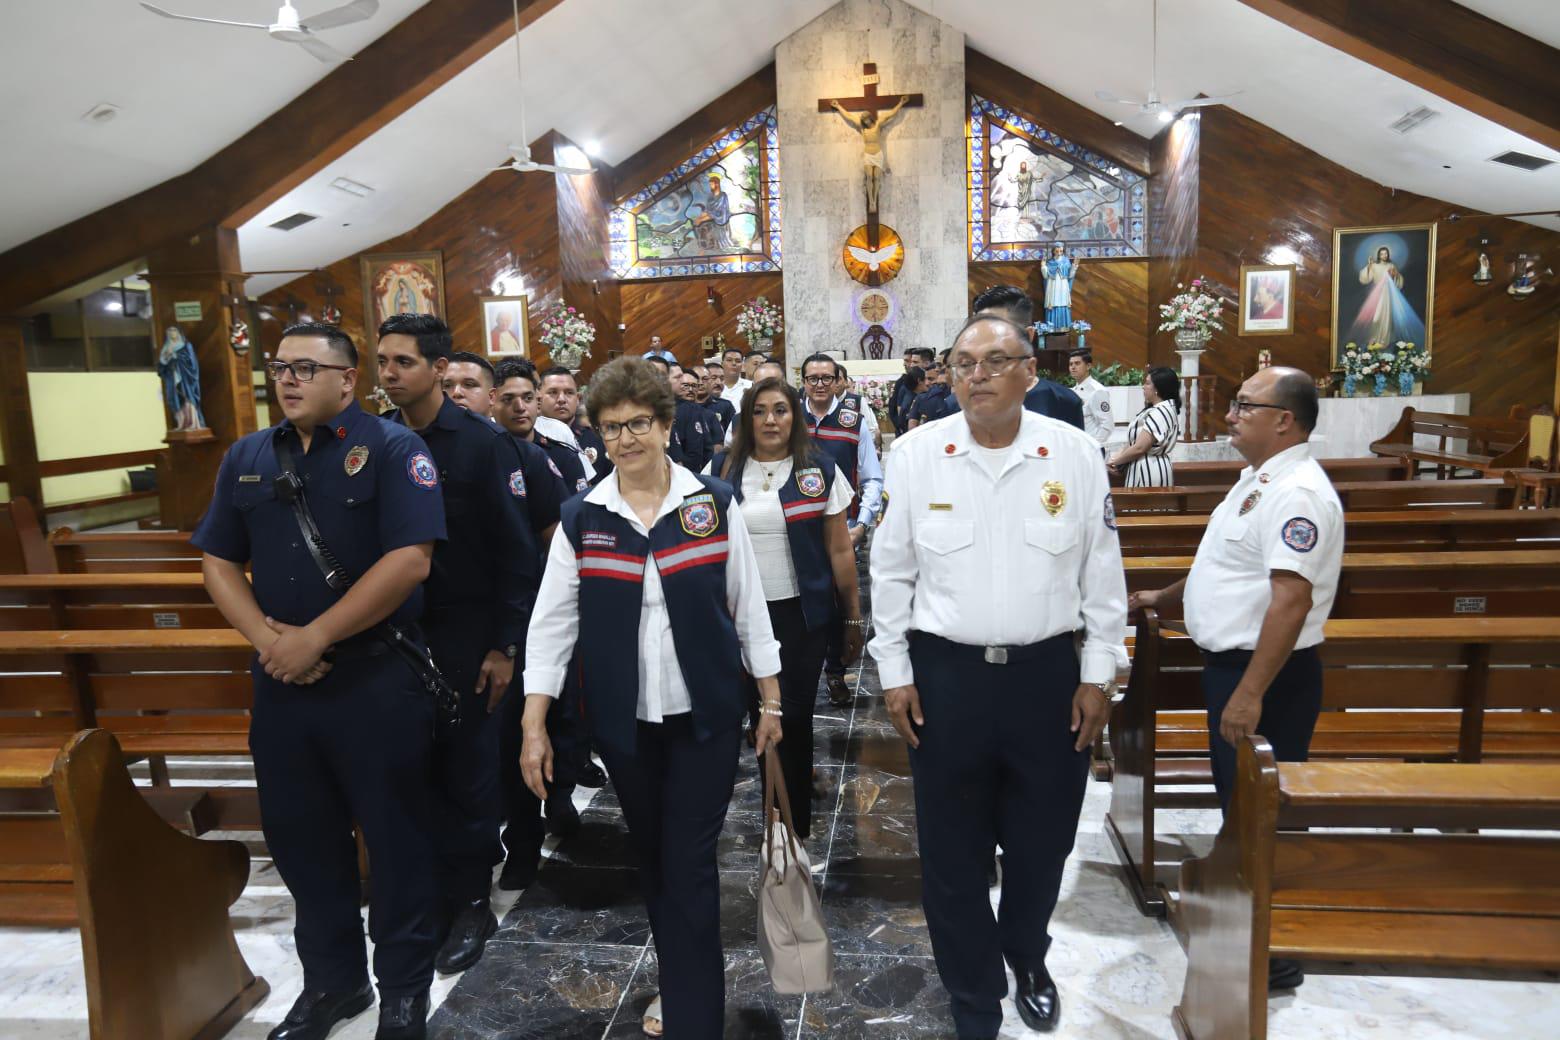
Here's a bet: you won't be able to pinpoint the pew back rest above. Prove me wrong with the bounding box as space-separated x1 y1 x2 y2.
48 530 202 574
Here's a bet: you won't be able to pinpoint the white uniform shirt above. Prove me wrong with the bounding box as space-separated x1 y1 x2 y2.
868 411 1129 690
523 463 783 720
1183 442 1345 653
732 458 857 601
1074 376 1113 446
720 378 753 412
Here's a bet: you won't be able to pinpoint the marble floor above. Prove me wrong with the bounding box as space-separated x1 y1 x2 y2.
3 667 1557 1037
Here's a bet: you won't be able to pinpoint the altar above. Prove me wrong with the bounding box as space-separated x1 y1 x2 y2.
1313 393 1470 459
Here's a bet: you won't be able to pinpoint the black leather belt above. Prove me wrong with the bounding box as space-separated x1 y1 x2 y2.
912 630 1076 665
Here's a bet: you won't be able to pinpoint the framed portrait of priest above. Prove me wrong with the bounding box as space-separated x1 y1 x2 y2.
480 295 529 357
1238 263 1296 336
1330 223 1435 367
360 251 446 332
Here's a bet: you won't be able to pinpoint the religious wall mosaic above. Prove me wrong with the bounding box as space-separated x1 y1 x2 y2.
610 107 782 279
967 94 1147 261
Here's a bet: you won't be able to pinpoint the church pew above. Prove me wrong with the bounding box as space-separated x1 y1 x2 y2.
1370 407 1529 479
1168 457 1411 488
0 572 223 631
45 529 202 574
47 729 269 1036
1115 508 1560 556
1112 478 1514 516
1172 737 1560 1040
1105 613 1560 916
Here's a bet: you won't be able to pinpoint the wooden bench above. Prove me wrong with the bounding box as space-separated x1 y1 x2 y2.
45 529 202 574
42 729 268 1038
0 572 225 631
1113 478 1515 517
1116 508 1560 557
1106 614 1560 915
1172 737 1560 1040
1170 457 1410 488
1370 407 1528 479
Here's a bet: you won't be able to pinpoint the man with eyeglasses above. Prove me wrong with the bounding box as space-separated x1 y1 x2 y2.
195 323 447 1040
666 362 721 475
971 284 1084 430
1129 366 1341 993
377 314 542 988
800 352 882 706
870 314 1126 1037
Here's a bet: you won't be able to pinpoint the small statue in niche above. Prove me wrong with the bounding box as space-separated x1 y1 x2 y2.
1472 251 1493 285
1043 244 1079 328
158 325 206 431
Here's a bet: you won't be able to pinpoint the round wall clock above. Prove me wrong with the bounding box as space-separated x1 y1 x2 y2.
843 224 904 286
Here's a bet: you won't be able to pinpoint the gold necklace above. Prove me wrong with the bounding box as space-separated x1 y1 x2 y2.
755 458 785 491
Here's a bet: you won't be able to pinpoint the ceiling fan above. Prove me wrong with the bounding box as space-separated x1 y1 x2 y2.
139 0 378 63
483 0 594 175
1095 0 1242 123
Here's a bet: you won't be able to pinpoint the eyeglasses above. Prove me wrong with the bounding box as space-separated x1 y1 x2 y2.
802 375 835 387
1227 399 1291 418
949 354 1024 379
599 414 656 440
266 360 353 383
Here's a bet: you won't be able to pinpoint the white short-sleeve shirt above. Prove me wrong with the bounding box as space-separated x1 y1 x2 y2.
1183 442 1345 652
735 458 856 601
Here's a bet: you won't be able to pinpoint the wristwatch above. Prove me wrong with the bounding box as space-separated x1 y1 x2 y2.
502 644 518 660
1087 680 1118 699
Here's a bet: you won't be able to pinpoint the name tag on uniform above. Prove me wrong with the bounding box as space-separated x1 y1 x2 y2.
238 475 262 483
928 502 953 511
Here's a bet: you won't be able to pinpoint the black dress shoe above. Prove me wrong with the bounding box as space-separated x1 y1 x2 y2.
497 850 538 891
1013 965 1060 1032
375 991 428 1040
434 898 497 974
1268 957 1305 991
826 674 852 707
267 982 373 1040
578 761 607 788
546 794 581 838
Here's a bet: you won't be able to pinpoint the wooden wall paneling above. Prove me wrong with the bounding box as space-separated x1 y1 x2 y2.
619 275 784 368
968 260 1149 371
555 136 622 378
0 318 41 506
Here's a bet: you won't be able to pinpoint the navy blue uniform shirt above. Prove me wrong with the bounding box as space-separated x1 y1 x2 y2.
573 424 612 485
671 399 721 474
705 397 736 439
909 383 958 425
533 432 590 498
1024 378 1086 429
192 400 445 629
511 434 570 540
387 395 540 652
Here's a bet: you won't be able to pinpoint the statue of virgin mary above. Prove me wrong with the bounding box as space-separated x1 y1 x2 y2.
157 326 206 431
1043 244 1078 327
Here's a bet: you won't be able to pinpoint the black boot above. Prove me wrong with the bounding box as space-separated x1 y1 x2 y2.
1268 957 1305 991
578 760 607 788
267 982 373 1040
434 897 497 974
826 674 852 707
375 991 429 1040
1013 965 1060 1032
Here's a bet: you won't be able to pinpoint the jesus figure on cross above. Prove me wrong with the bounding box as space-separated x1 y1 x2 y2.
831 95 909 215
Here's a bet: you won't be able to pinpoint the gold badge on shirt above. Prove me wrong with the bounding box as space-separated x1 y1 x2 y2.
344 445 370 477
1239 490 1261 515
1041 480 1066 517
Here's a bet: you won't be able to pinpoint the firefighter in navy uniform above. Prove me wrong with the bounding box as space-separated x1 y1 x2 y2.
375 314 541 978
196 323 444 1040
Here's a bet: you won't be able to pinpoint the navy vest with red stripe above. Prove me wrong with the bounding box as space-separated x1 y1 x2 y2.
806 394 863 516
561 476 742 753
713 452 838 631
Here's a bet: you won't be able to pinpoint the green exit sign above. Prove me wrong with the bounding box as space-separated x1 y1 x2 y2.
173 301 203 322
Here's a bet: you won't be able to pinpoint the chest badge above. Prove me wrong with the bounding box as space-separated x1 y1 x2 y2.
796 467 826 498
837 408 859 429
1258 473 1271 484
1042 480 1067 517
1239 490 1261 515
679 493 720 538
344 445 370 477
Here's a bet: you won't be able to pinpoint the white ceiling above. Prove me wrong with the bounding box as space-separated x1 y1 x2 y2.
5 0 1557 298
0 0 429 255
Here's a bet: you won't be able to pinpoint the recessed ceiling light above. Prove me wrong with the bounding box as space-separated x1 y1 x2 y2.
81 102 120 125
1157 110 1174 124
583 140 602 157
329 176 374 197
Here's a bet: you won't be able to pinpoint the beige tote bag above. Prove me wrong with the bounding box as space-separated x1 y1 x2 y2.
757 749 835 993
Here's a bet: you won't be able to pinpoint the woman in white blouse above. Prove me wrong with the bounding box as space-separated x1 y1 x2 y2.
714 377 865 841
1109 366 1181 487
521 359 782 1040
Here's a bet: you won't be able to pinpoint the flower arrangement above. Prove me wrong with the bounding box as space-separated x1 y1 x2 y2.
852 375 895 430
1340 342 1399 396
1156 278 1224 337
1393 340 1429 395
735 296 783 344
1033 321 1057 338
1070 319 1092 334
539 304 595 369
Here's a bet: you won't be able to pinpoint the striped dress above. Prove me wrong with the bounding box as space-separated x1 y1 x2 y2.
1125 399 1180 487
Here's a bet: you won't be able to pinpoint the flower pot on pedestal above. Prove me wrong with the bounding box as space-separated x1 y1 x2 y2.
1398 371 1414 397
751 335 774 352
1174 328 1208 352
1373 373 1387 397
1344 374 1358 397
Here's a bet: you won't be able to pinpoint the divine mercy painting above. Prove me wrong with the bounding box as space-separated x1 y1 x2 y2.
1330 224 1435 366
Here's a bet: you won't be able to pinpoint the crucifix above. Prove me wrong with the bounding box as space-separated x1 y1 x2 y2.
818 63 923 248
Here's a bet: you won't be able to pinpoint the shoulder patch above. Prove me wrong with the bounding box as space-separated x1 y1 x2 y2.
1103 490 1117 531
1281 516 1318 553
546 458 563 479
407 452 439 489
575 478 591 493
509 468 527 498
1099 400 1111 413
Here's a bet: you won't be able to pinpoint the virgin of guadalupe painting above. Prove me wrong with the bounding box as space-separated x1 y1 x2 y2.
361 252 446 331
1330 224 1435 366
610 107 782 279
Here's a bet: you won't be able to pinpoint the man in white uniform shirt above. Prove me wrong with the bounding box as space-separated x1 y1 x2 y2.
870 315 1126 1037
1129 366 1341 993
1067 349 1113 448
718 346 752 411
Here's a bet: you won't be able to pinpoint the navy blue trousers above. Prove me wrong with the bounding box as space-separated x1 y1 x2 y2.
907 632 1090 1039
1201 646 1323 812
598 714 740 1040
249 651 438 997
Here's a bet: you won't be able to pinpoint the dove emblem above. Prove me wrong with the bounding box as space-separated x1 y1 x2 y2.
847 243 900 271
842 223 905 285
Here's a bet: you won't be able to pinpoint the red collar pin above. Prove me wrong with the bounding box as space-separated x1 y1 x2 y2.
336 426 347 439
944 444 956 455
1037 446 1049 458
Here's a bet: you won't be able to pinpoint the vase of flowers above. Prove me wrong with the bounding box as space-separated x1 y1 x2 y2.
1394 341 1430 397
735 296 783 350
1158 278 1223 350
538 304 595 370
1070 319 1092 352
